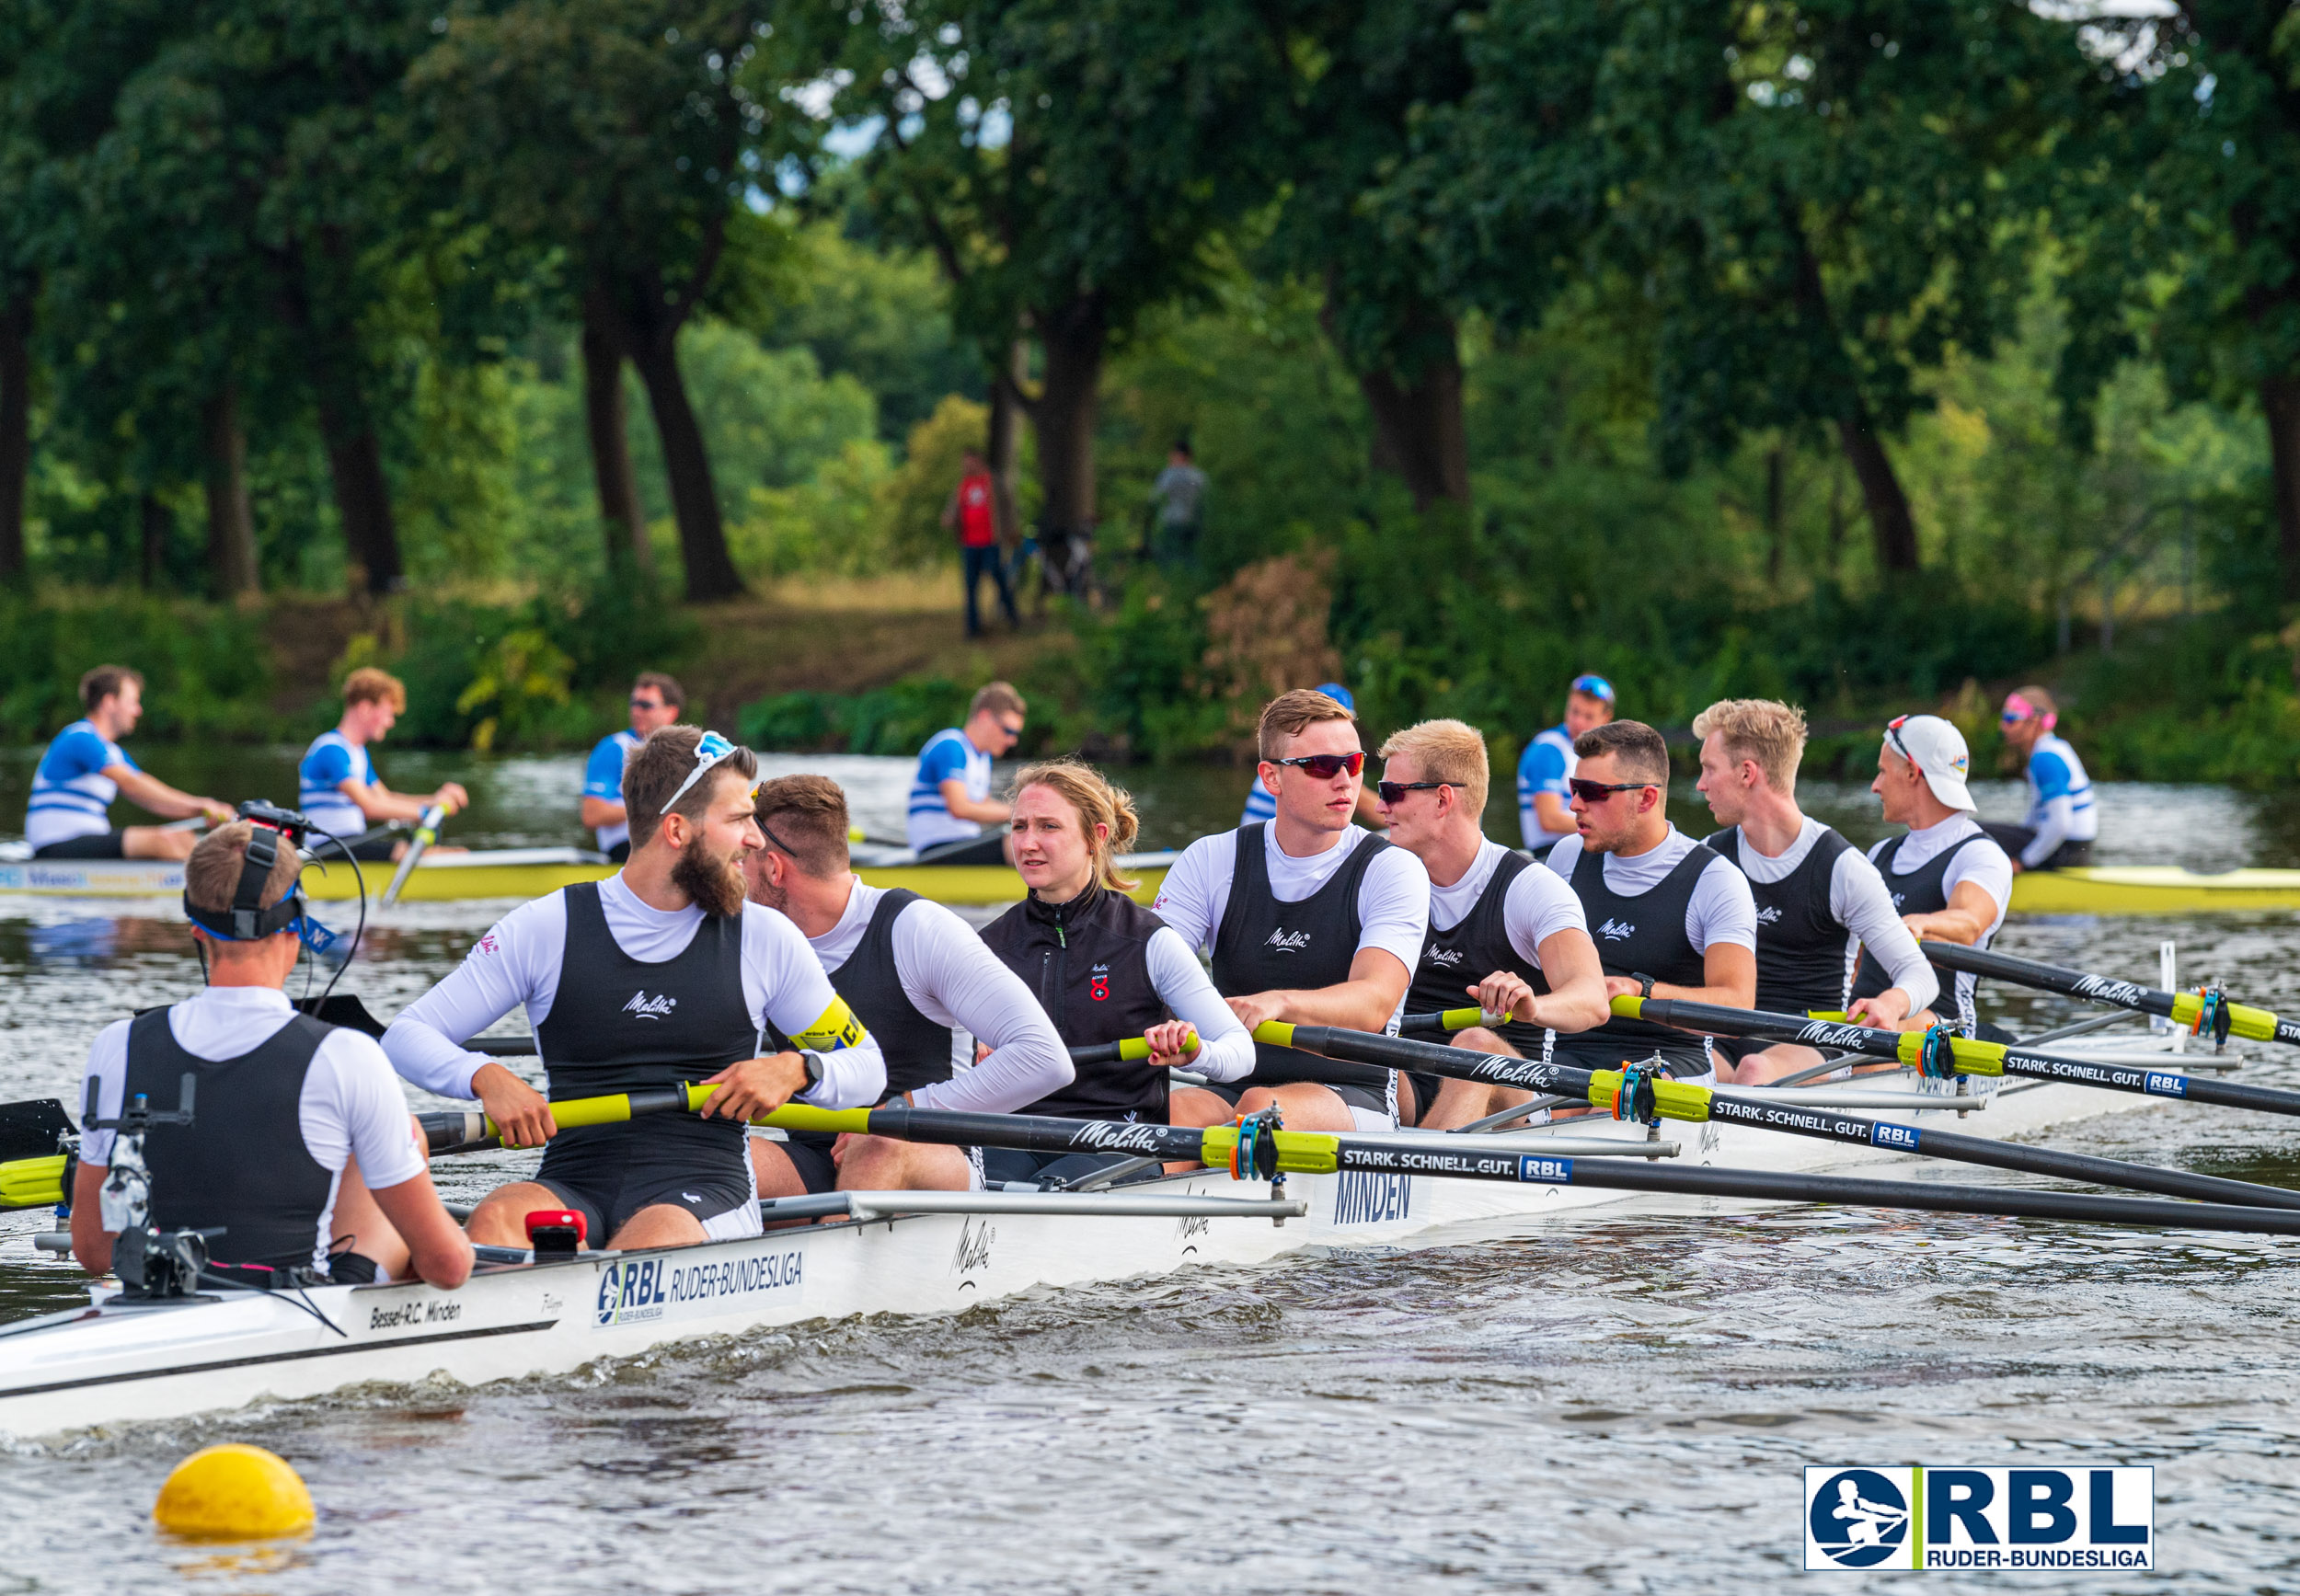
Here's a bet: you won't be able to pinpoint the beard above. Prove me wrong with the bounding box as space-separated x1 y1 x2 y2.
672 832 747 918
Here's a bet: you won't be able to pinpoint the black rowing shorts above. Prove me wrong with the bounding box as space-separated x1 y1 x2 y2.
534 1117 760 1243
306 833 397 863
31 831 128 860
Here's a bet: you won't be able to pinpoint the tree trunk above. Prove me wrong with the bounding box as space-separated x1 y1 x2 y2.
1835 412 1920 573
581 285 652 577
201 385 259 597
1029 293 1106 595
1765 443 1788 584
0 292 29 584
140 494 169 590
2261 373 2300 599
988 339 1027 550
1353 347 1470 512
316 399 404 596
627 324 743 602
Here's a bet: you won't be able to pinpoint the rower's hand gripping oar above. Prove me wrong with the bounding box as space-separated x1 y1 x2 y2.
1920 938 2298 1049
380 803 447 907
1067 1029 1199 1067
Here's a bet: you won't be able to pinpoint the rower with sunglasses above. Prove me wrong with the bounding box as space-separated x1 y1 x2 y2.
581 672 685 862
1374 718 1610 1129
1238 682 1385 831
383 727 887 1253
1690 699 1938 1085
1859 714 2014 1036
1153 689 1432 1131
1543 719 1758 1083
1517 672 1616 857
905 681 1029 866
741 774 1071 1198
1985 686 2097 873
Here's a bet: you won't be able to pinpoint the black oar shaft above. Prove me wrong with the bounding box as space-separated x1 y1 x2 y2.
1924 940 2300 1049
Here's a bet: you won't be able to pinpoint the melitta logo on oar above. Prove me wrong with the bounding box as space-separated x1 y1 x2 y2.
1803 1466 2152 1570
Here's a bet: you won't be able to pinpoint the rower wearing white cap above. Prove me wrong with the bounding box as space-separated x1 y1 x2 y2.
1857 714 2015 1035
1517 673 1616 858
1987 686 2097 873
1691 699 1938 1085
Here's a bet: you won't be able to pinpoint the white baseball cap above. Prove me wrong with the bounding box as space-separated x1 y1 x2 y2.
1883 714 1975 811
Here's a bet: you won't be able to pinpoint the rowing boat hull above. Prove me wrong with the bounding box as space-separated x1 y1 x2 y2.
0 1072 2153 1439
2009 867 2300 916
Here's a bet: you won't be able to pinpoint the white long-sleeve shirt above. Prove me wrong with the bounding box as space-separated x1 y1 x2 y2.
381 875 885 1108
1728 817 1939 1012
1141 924 1256 1083
805 881 1072 1114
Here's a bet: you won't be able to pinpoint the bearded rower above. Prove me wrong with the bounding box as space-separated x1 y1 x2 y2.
1545 719 1756 1084
1517 672 1616 857
300 667 468 862
742 775 1070 1197
382 729 885 1250
983 758 1253 1181
1859 715 2014 1036
74 821 470 1288
1152 689 1431 1131
1692 699 1938 1085
26 665 232 860
1373 719 1608 1130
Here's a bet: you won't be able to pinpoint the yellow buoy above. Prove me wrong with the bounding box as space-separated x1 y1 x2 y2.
153 1443 315 1539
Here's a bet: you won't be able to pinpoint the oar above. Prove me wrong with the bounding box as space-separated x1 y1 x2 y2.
1617 993 2300 1119
1398 1007 1491 1036
1922 940 2300 1049
1067 1029 1199 1067
380 804 447 906
1247 1020 2300 1213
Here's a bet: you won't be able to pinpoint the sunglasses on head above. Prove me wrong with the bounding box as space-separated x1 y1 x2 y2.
1568 776 1651 803
1884 712 1915 763
1376 779 1451 804
1273 751 1364 780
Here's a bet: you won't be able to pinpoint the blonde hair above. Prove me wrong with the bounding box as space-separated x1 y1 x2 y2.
1690 698 1808 792
186 821 303 921
1376 718 1490 814
342 666 407 712
1010 757 1141 893
970 681 1027 720
1257 687 1355 761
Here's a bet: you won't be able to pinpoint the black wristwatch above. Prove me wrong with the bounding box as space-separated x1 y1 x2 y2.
799 1051 826 1095
1632 971 1657 999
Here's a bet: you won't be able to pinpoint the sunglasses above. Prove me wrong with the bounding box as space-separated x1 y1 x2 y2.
1272 751 1365 780
630 696 665 710
995 719 1025 738
1570 673 1616 703
1884 713 1915 763
1376 779 1451 804
1568 777 1651 803
664 730 756 811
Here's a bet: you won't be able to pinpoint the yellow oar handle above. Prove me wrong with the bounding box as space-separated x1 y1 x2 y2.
1114 1028 1198 1062
0 1153 68 1211
2169 992 2279 1042
1585 1070 1712 1123
1437 1006 1489 1030
1252 1020 1295 1048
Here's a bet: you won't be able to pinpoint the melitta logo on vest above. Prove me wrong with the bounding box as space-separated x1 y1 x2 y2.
623 992 678 1020
1597 918 1636 941
1754 904 1783 924
1264 928 1313 952
1425 947 1465 968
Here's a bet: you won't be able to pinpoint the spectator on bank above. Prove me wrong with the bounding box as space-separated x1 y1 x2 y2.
1148 441 1208 568
943 448 1021 638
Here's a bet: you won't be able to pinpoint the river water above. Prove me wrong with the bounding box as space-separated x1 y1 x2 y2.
1 750 2297 1590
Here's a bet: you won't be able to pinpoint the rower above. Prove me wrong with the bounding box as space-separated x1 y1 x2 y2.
299 667 469 862
1151 689 1431 1131
1239 683 1382 830
1860 714 2014 1036
26 666 232 861
1986 686 2097 873
72 821 471 1288
1373 719 1608 1130
1517 672 1615 858
904 681 1026 865
1691 699 1938 1085
381 728 886 1250
983 758 1254 1182
581 672 684 862
1545 719 1756 1084
742 775 1070 1196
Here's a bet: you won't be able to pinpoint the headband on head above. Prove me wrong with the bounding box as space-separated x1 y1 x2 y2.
183 815 335 952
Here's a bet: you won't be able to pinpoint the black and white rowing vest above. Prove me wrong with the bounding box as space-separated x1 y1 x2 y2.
1556 843 1715 1074
982 884 1169 1121
126 1007 334 1272
1855 832 1998 1028
1409 850 1549 1054
768 889 954 1100
1706 823 1854 1015
535 882 757 1163
1210 824 1394 1096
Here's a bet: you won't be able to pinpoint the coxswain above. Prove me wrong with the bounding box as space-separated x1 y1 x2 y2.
1238 683 1382 830
1691 699 1938 1085
904 681 1026 865
1544 719 1756 1084
1373 719 1608 1130
1517 673 1616 857
26 665 232 861
982 759 1254 1181
581 672 684 862
381 728 886 1250
1860 715 2014 1036
299 667 469 862
1986 687 2097 873
1152 689 1431 1131
742 775 1070 1196
72 821 471 1287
